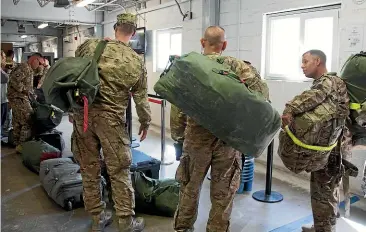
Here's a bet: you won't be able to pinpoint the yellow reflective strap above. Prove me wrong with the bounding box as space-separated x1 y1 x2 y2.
284 126 337 152
51 111 55 117
350 103 361 110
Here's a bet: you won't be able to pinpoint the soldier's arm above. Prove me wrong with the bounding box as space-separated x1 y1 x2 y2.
226 58 270 100
283 77 333 115
131 63 151 130
170 104 187 143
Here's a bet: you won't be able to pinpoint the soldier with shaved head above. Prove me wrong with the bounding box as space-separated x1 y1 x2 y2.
173 26 269 232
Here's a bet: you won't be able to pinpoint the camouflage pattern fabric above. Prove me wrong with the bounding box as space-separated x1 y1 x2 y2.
7 63 34 145
72 39 151 217
117 13 137 27
174 54 268 232
8 98 33 145
278 73 350 173
71 114 135 217
311 146 343 232
170 104 187 143
37 65 50 88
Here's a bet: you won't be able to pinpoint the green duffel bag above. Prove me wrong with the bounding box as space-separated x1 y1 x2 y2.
154 52 280 157
42 40 107 112
133 172 180 217
21 140 61 174
340 51 366 149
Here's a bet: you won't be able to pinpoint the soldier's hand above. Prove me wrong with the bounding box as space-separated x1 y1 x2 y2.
138 125 148 142
281 114 293 129
104 37 112 41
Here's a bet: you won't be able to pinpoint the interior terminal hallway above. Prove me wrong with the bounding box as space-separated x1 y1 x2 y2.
1 117 366 232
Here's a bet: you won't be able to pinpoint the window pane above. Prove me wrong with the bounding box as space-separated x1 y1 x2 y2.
170 33 182 56
303 17 334 71
157 32 171 70
269 17 301 78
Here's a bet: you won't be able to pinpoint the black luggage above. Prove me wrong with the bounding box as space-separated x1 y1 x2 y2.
131 149 161 179
32 103 63 135
39 158 83 211
35 129 65 152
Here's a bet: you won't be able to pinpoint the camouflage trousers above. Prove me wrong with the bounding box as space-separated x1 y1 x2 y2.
362 161 366 198
8 98 33 145
174 134 241 232
71 114 135 217
310 150 344 232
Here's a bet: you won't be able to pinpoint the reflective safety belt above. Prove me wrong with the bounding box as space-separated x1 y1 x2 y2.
284 126 338 151
350 103 361 110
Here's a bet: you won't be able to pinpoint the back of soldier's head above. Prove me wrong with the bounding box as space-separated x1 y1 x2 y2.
6 50 14 58
114 13 137 36
203 26 226 47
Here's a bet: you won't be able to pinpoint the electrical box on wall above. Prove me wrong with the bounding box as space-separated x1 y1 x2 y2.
63 36 72 43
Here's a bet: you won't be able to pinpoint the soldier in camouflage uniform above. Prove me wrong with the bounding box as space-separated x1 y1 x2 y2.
7 54 42 151
170 104 187 160
174 26 269 232
71 13 150 232
281 50 351 232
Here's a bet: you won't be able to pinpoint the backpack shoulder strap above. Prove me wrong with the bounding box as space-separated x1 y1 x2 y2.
93 40 108 62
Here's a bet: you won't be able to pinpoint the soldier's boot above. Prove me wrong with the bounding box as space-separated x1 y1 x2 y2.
118 216 145 232
90 210 113 232
301 224 315 232
15 145 22 154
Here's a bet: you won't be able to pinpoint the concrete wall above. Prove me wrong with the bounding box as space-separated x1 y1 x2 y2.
219 0 366 196
103 0 203 127
62 26 100 57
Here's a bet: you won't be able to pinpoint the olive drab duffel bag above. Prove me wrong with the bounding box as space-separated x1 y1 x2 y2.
42 40 107 132
340 51 366 149
153 52 281 157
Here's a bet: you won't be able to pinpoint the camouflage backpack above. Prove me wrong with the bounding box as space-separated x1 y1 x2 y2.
340 51 366 149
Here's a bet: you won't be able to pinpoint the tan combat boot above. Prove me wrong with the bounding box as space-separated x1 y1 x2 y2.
118 216 145 232
301 224 315 232
91 210 113 232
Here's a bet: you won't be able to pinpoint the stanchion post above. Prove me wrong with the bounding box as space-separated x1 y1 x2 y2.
160 99 173 165
252 140 283 203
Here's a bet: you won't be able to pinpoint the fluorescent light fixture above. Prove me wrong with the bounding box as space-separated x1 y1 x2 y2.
76 0 97 7
20 35 28 39
38 23 48 29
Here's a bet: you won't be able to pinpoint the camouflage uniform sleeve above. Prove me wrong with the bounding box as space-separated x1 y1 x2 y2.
170 104 187 142
38 66 49 87
283 76 333 115
131 61 151 130
9 64 33 94
224 57 270 100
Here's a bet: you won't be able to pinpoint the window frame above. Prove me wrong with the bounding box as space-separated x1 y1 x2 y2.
263 5 340 81
154 27 183 72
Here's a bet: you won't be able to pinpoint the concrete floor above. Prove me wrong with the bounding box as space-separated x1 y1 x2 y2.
1 117 366 232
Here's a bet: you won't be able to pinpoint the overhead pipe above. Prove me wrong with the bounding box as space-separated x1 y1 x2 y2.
37 0 52 7
91 0 117 11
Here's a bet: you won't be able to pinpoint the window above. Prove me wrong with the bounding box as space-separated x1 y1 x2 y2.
264 5 340 81
154 28 182 72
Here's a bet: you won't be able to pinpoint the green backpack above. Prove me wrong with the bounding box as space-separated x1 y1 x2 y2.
42 41 107 113
154 52 280 157
340 51 366 148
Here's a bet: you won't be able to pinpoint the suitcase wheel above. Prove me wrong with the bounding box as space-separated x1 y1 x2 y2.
65 200 73 211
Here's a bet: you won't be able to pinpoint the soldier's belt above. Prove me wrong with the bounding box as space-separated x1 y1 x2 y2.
284 126 338 151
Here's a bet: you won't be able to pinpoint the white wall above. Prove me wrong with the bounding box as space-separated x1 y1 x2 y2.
103 0 203 128
220 0 366 195
42 37 59 58
62 26 99 57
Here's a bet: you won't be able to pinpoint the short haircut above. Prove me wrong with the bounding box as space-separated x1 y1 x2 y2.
203 26 226 47
304 49 327 65
6 50 14 57
32 52 43 57
114 23 136 35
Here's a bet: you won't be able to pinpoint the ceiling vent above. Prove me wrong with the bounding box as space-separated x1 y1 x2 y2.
54 0 70 7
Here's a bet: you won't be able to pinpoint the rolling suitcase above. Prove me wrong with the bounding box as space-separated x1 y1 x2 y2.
39 158 83 211
131 149 161 179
